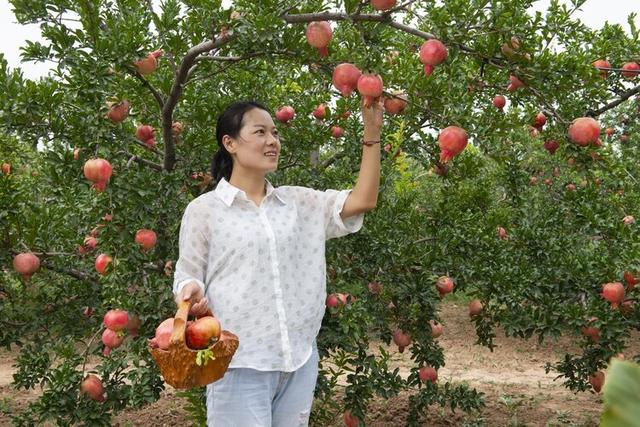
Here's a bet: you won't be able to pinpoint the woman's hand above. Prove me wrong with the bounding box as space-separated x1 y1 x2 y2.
361 97 384 139
175 282 210 317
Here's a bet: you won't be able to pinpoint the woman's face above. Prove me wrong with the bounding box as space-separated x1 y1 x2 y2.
224 108 281 174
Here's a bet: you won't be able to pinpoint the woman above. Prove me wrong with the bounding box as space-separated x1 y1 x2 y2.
173 99 382 426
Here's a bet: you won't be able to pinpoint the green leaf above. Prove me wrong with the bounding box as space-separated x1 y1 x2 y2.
601 360 640 427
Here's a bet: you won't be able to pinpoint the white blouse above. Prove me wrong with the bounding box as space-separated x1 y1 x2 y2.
172 177 365 372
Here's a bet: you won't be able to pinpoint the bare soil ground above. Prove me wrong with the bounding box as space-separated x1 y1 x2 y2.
1 301 628 426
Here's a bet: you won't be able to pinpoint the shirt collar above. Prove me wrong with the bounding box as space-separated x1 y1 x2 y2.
215 177 287 207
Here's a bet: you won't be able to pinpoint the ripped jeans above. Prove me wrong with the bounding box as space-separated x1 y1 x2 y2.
205 343 319 427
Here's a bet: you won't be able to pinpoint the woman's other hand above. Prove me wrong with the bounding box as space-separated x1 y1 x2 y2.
361 97 383 139
176 282 210 317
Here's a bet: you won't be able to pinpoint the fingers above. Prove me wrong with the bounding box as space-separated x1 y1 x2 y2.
190 297 209 317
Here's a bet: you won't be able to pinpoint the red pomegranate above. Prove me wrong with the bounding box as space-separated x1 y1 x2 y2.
343 410 360 427
435 276 454 297
305 21 332 57
83 236 98 251
429 320 443 338
621 62 640 79
392 329 411 353
312 104 327 120
331 126 344 138
605 127 614 137
581 318 600 343
275 106 295 123
418 366 438 383
543 139 559 155
80 375 105 402
533 112 546 130
155 318 175 350
332 63 362 97
383 92 408 115
106 100 130 123
438 126 468 163
1 163 10 175
371 0 397 11
95 253 113 275
135 229 157 250
507 74 524 92
13 253 40 279
588 371 605 393
469 299 483 317
602 282 624 308
134 53 158 75
492 95 506 110
135 125 155 143
103 309 129 331
423 64 435 77
623 271 638 290
83 158 113 184
101 328 124 349
568 117 600 146
496 226 507 240
419 39 448 66
367 281 383 295
357 73 384 108
592 59 610 79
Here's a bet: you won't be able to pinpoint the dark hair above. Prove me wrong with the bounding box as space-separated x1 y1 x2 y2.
211 100 270 187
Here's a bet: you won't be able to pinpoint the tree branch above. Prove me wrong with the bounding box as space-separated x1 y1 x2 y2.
162 33 235 171
118 151 164 171
124 66 165 109
586 84 640 117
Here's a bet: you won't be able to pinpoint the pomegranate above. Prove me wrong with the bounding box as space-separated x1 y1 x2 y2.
155 318 174 350
186 316 221 349
83 158 113 186
305 21 332 57
623 271 638 290
343 410 360 427
101 328 124 349
592 59 611 79
581 318 600 343
496 226 507 240
135 125 155 143
568 117 600 146
533 112 546 130
83 236 98 251
95 253 113 275
438 126 468 163
605 127 614 137
383 92 408 115
83 306 94 318
566 183 576 192
623 215 635 226
357 73 384 108
13 253 40 279
331 126 344 138
530 176 538 185
134 53 158 75
332 63 362 97
543 139 559 155
492 95 506 110
106 100 130 123
371 0 397 11
588 371 605 393
621 62 640 79
469 299 483 317
80 375 105 402
1 163 10 175
103 309 129 331
135 229 157 251
435 276 454 297
602 282 625 308
392 329 411 353
507 74 524 92
419 39 448 66
423 64 435 77
367 281 383 295
418 366 438 383
429 320 443 338
326 294 341 308
312 104 327 120
275 106 295 123
172 121 184 135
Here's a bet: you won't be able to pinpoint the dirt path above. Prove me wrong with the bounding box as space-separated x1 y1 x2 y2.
1 301 620 426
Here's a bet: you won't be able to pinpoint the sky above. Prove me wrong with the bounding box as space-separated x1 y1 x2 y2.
0 0 638 80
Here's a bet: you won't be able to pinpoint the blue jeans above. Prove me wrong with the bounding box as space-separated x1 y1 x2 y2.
206 344 319 427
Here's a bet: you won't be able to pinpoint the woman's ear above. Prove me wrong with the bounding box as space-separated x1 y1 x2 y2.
222 135 235 154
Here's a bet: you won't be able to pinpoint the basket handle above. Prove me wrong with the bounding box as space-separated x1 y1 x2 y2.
170 299 190 345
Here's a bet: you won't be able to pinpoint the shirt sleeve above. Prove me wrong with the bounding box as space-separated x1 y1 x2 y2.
172 200 210 296
297 187 365 240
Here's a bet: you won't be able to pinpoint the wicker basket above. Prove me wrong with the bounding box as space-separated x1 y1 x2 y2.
149 300 239 389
